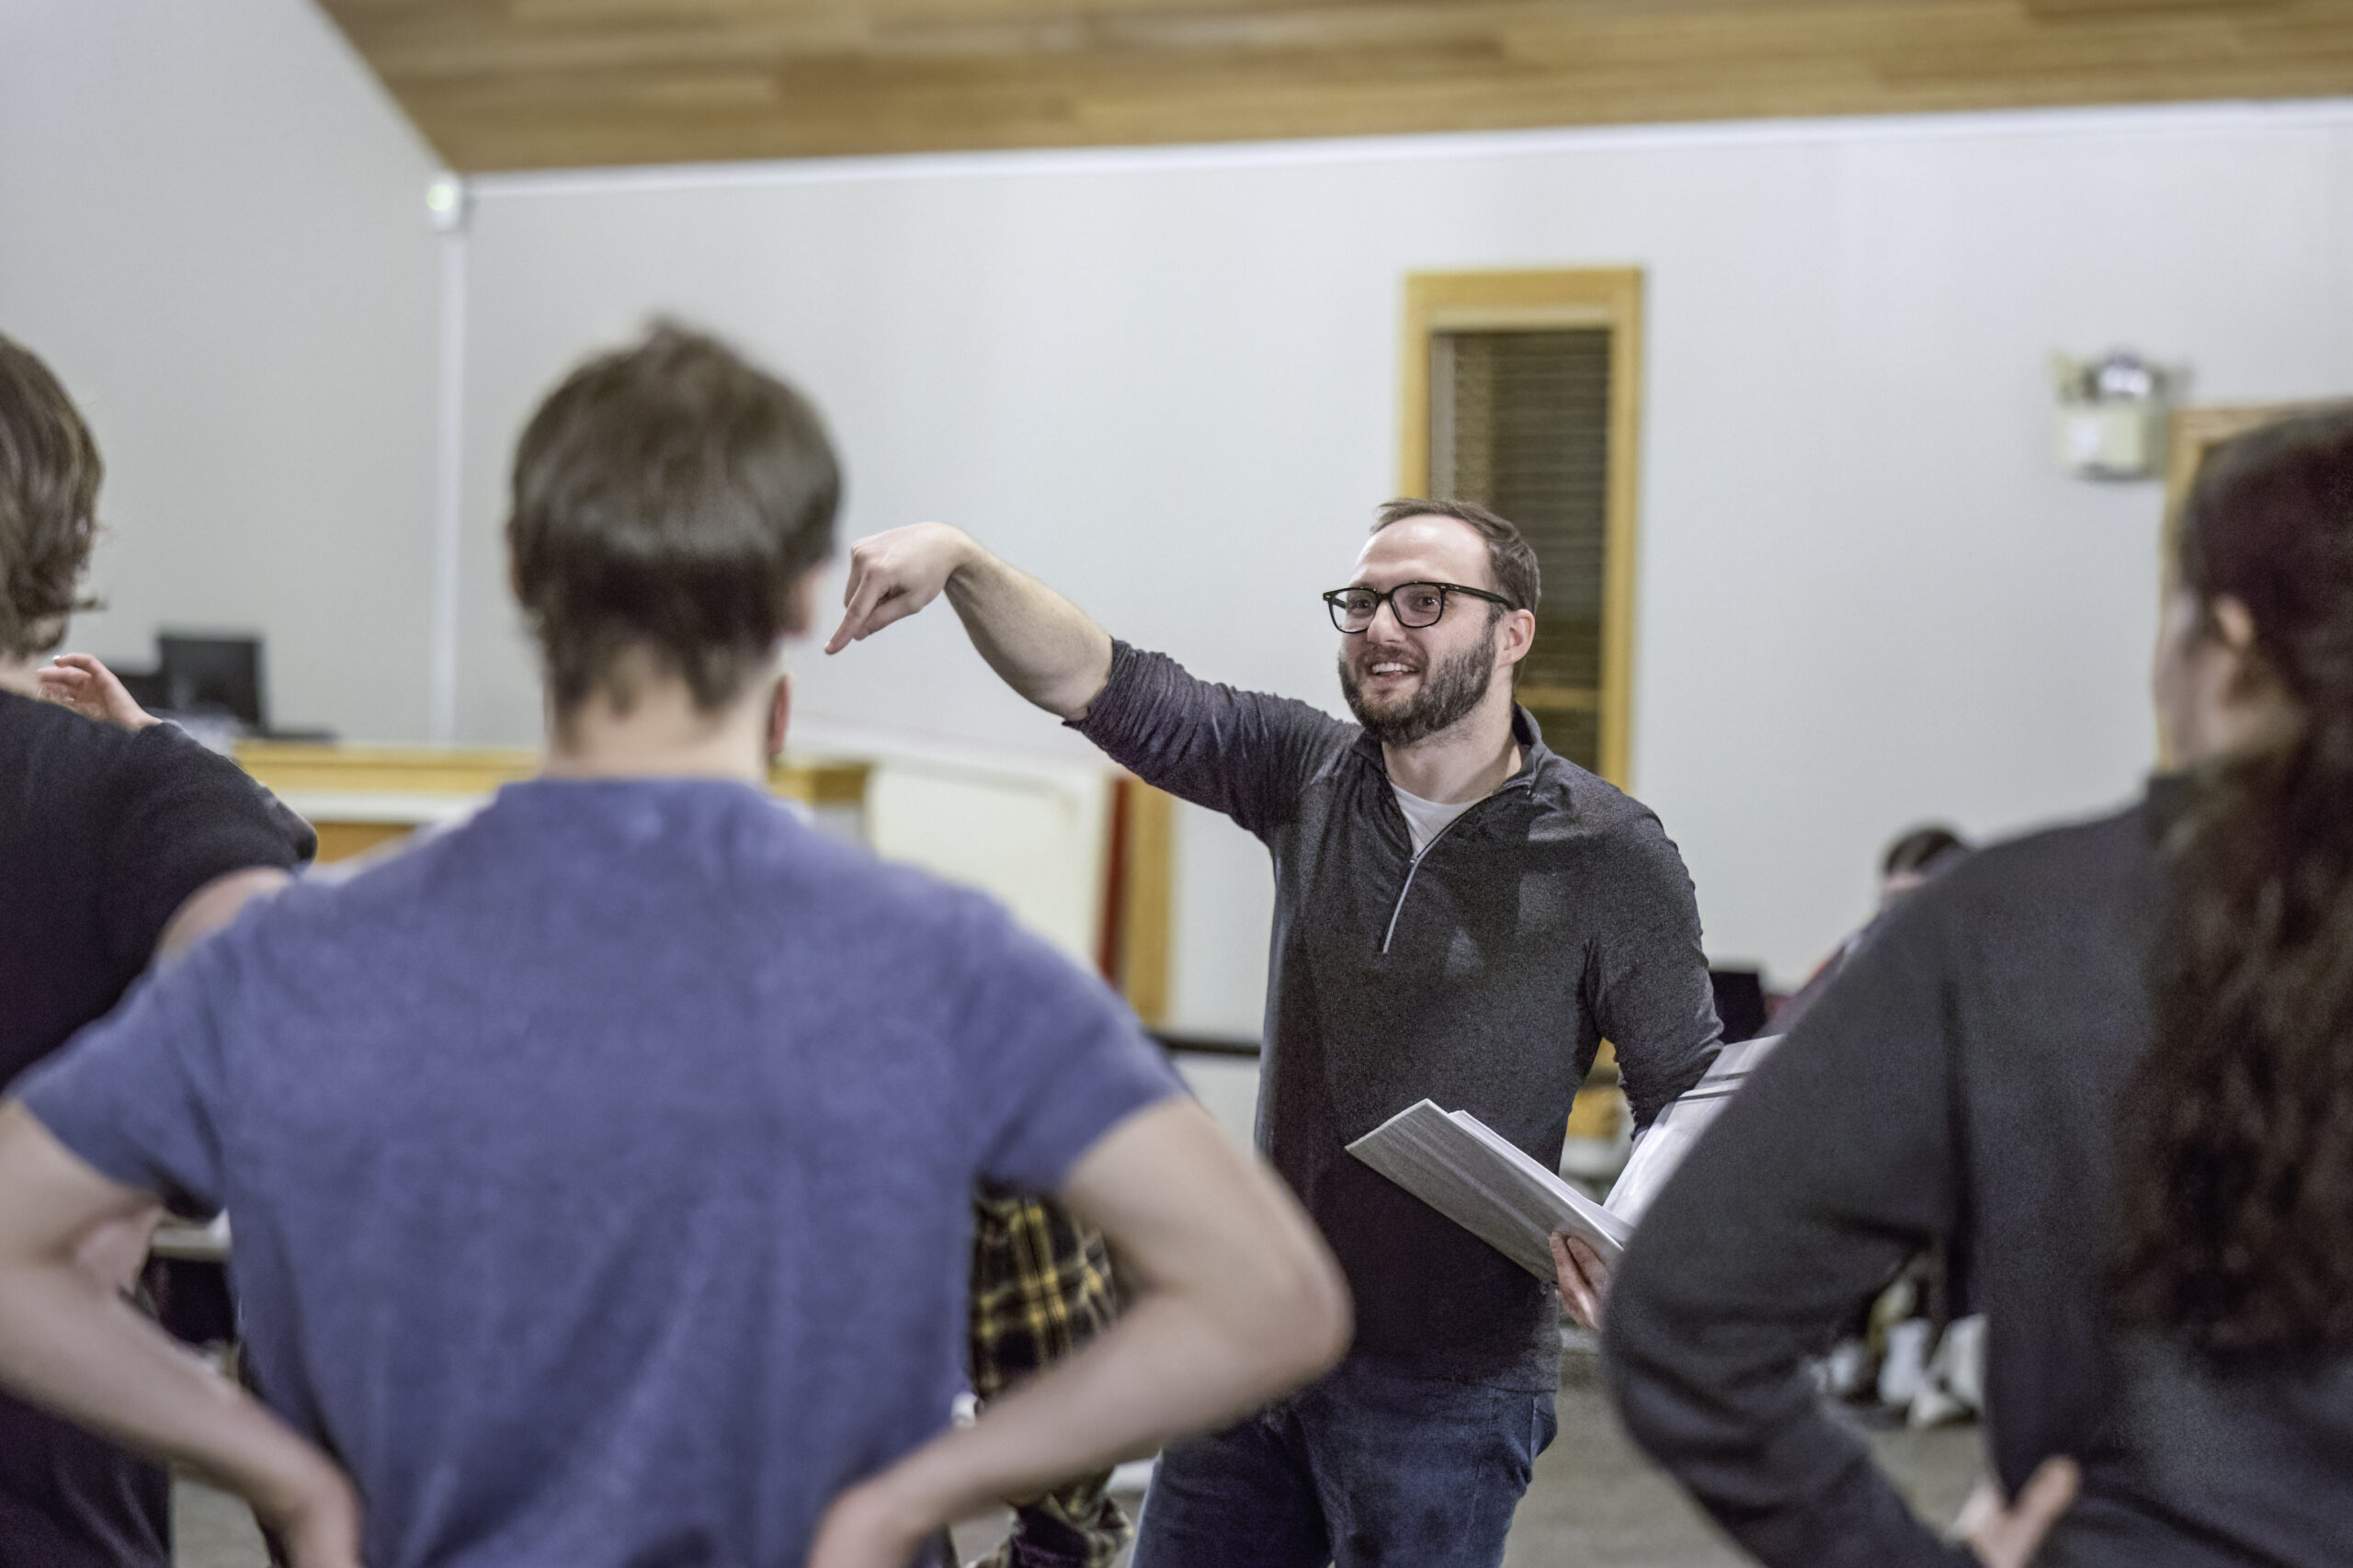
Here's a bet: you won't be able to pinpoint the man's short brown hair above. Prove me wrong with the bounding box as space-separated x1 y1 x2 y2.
508 324 841 716
0 335 102 660
1370 498 1540 616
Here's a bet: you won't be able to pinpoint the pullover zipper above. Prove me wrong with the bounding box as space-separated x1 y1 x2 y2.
1380 812 1472 954
1377 756 1536 954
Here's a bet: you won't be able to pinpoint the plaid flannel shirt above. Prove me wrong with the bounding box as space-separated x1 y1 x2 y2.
966 1184 1129 1568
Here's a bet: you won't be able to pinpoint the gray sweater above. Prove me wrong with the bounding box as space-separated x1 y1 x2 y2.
1605 789 2353 1567
1079 642 1722 1388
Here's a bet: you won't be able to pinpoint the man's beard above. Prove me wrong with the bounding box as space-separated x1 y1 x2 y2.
1339 631 1496 747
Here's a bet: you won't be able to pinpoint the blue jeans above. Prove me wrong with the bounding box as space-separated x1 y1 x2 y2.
1131 1358 1558 1568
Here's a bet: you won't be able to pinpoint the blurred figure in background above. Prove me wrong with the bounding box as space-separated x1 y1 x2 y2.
1606 408 2353 1567
964 1187 1131 1568
0 333 313 1568
1877 824 1969 905
1770 824 1970 1034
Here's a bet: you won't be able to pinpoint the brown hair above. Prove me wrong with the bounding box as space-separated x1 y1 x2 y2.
507 324 841 717
2112 408 2353 1358
1371 498 1540 616
0 335 102 660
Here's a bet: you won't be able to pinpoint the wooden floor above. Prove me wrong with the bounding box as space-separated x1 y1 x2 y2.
173 1358 1982 1567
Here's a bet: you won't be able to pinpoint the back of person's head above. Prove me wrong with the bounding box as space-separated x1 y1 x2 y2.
0 335 101 662
1370 498 1541 616
2115 407 2353 1358
1881 824 1967 881
507 324 840 722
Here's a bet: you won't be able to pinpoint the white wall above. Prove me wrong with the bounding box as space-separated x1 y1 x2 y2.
0 0 445 742
441 101 2353 1027
17 16 2343 1033
864 753 1113 971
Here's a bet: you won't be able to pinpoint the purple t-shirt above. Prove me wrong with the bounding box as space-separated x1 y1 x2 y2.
18 778 1180 1568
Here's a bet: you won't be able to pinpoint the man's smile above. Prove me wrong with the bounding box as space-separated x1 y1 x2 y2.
1356 653 1424 691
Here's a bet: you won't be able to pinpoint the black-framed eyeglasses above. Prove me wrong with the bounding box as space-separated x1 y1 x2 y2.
1322 581 1513 633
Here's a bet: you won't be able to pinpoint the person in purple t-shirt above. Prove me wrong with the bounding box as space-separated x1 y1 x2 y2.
0 324 1347 1568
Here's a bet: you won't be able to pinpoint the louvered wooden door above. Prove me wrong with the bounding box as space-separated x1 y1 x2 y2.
1400 270 1643 787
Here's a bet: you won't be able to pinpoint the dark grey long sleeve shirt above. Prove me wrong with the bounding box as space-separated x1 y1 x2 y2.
1079 642 1721 1388
1605 788 2353 1568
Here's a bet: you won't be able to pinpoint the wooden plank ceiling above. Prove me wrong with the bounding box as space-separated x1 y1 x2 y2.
319 0 2353 172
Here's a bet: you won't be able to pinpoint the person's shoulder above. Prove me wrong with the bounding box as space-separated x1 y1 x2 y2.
1922 796 2149 909
805 824 1104 976
283 811 469 898
779 835 1127 1042
0 687 143 779
1862 796 2154 971
658 794 1009 945
0 693 248 831
822 840 1022 950
1522 747 1669 845
0 696 130 915
210 816 450 957
112 721 316 859
115 715 269 794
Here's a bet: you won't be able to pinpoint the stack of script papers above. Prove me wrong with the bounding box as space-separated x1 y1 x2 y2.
1346 1101 1632 1282
1604 1033 1780 1227
1346 1035 1782 1282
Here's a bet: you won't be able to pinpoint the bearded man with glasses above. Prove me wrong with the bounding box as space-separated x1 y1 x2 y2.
830 497 1722 1568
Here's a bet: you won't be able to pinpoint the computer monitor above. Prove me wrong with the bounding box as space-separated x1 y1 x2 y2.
1709 967 1768 1045
156 633 265 732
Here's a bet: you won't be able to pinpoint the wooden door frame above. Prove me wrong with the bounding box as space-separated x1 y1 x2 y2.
1398 268 1644 790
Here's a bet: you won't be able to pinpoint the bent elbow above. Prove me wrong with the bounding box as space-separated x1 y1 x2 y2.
1034 667 1108 725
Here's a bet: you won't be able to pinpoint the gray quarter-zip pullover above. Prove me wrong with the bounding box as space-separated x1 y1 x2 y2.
1077 642 1722 1387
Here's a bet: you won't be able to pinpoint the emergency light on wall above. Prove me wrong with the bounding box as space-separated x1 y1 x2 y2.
2052 350 2171 481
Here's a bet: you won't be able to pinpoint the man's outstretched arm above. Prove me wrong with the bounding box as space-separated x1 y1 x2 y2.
0 1103 361 1568
828 522 1347 837
807 1098 1351 1568
826 523 1113 722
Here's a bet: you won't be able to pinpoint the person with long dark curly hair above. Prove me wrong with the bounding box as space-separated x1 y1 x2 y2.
2110 413 2353 1363
1599 407 2353 1568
